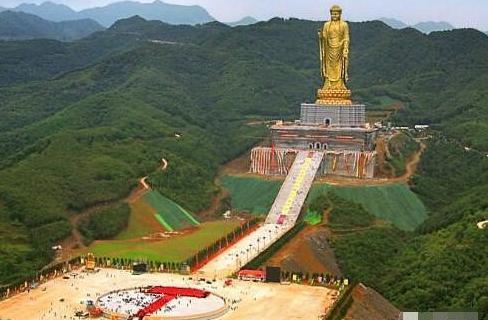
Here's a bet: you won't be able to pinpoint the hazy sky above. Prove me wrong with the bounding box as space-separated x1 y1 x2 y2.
2 0 488 30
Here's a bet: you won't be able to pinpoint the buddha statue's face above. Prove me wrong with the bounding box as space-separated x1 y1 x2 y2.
330 10 341 21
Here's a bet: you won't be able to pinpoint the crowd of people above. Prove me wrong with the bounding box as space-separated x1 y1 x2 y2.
1 261 345 320
97 282 227 318
98 289 159 315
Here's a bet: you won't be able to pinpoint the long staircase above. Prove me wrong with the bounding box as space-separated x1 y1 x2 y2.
197 151 323 278
265 151 324 226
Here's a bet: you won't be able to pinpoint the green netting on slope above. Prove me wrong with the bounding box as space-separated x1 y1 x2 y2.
220 176 282 215
143 190 199 231
221 175 427 231
311 184 427 231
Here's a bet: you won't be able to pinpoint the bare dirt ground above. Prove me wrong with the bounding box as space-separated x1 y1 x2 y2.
217 136 426 188
196 189 229 221
0 268 337 320
375 135 389 177
218 151 251 176
261 213 388 277
316 140 426 187
344 283 401 320
266 225 342 276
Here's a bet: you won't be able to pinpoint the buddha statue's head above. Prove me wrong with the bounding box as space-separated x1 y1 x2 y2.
330 5 342 21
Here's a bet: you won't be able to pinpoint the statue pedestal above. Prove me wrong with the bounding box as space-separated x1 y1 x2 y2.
269 101 376 152
300 103 365 127
316 88 352 105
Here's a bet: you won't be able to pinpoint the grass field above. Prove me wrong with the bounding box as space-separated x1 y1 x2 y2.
221 175 427 231
115 197 163 240
88 220 241 262
144 190 199 232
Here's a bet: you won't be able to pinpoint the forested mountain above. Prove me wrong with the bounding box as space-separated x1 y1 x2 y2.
0 17 487 314
227 16 259 27
8 1 215 27
378 17 408 29
12 1 79 22
412 21 455 33
79 0 215 27
0 11 103 41
379 17 456 33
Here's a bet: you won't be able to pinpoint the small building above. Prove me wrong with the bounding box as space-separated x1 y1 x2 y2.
238 269 266 282
414 124 430 131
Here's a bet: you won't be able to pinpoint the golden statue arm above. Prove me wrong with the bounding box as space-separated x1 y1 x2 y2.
342 23 350 82
318 28 325 81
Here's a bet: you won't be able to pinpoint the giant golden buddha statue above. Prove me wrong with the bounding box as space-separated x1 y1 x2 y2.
317 5 352 105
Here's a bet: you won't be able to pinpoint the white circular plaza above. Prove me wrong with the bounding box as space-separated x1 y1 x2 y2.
96 286 227 319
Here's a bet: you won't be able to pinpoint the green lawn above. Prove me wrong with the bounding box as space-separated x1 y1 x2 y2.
221 175 427 231
115 197 163 240
144 190 199 232
88 220 241 262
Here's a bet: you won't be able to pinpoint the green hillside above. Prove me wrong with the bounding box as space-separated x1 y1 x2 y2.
0 16 486 313
333 139 488 315
0 11 103 41
221 175 427 231
144 190 199 231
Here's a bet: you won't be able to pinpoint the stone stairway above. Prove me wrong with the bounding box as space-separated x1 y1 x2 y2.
265 150 324 226
197 150 323 278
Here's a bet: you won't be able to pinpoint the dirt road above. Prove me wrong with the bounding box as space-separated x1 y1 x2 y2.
318 140 426 187
56 158 170 262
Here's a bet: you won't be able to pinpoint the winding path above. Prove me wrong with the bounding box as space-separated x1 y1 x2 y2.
140 158 168 190
56 157 169 262
477 220 488 229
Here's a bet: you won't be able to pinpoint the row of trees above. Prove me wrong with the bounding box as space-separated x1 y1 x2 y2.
90 256 188 273
243 221 305 269
186 218 259 270
87 219 260 273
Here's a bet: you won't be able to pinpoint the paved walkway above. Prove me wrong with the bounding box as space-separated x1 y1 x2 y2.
199 151 323 278
266 151 323 225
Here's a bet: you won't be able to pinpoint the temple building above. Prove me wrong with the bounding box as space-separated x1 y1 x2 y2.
250 5 377 179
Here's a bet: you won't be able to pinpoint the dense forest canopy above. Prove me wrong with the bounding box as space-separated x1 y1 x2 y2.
0 16 487 315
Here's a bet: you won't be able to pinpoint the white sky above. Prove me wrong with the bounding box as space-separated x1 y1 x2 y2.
1 0 488 30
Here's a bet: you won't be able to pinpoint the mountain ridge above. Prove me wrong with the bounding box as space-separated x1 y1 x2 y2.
379 17 455 33
378 17 408 29
13 1 79 21
8 0 215 27
3 2 482 33
412 21 455 33
227 16 259 27
0 10 104 41
0 17 486 316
